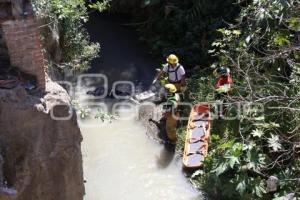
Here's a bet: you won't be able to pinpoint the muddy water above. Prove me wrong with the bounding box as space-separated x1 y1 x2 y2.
80 105 201 200
80 13 201 200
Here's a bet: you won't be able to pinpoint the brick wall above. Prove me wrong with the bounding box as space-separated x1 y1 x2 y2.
1 18 46 89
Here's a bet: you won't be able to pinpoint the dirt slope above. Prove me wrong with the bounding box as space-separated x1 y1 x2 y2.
0 81 84 200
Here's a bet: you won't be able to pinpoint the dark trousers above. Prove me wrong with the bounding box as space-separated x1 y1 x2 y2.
215 92 229 117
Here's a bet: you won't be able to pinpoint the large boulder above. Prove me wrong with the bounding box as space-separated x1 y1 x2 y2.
0 80 84 200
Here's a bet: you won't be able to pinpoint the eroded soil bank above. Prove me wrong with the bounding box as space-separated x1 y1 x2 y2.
0 81 84 200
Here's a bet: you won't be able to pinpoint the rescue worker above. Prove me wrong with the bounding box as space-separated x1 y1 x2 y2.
163 84 180 144
152 54 186 92
214 66 233 96
213 66 233 118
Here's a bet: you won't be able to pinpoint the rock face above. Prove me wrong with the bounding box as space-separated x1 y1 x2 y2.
0 81 84 200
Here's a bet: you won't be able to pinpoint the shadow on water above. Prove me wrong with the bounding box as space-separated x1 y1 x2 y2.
155 144 175 169
85 12 158 88
147 117 176 169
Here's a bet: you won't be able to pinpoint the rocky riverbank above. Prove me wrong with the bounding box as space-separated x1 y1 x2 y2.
0 80 84 200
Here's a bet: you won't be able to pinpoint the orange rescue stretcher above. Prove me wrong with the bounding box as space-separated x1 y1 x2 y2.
183 103 211 169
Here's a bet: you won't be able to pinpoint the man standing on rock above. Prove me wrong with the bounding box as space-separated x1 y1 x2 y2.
152 54 186 92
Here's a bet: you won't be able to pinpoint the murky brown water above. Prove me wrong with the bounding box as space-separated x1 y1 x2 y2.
80 103 201 200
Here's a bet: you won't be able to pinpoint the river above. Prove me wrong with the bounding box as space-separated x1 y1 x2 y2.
79 12 201 200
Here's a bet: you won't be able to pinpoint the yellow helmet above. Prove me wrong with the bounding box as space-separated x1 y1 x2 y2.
166 54 179 64
164 83 177 93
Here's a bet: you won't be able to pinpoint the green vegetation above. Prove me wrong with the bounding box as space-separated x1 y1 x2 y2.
134 0 239 66
182 0 300 199
127 1 299 198
31 0 110 73
71 100 117 122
